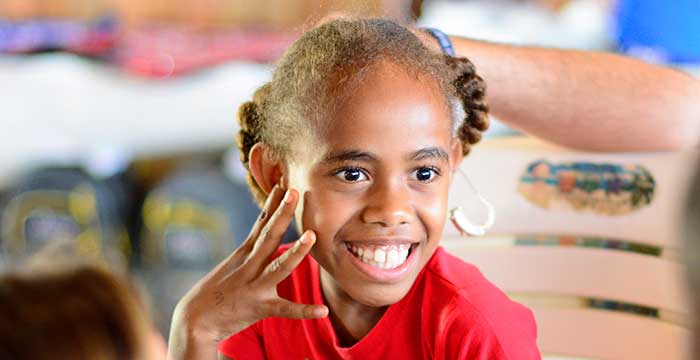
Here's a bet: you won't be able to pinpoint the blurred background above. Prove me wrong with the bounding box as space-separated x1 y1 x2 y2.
0 0 698 349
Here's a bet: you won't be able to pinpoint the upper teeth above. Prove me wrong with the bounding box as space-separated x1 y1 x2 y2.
346 243 412 269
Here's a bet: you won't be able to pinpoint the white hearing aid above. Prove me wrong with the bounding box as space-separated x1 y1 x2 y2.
449 169 495 237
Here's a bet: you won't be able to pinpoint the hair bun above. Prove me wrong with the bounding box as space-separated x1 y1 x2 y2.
447 56 490 155
236 83 272 205
237 100 262 166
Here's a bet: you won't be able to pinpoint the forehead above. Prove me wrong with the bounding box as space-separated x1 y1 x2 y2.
313 62 453 155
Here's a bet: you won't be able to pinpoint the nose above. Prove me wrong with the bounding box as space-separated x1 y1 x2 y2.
361 179 414 227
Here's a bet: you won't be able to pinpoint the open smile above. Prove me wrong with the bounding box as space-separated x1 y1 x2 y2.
342 240 420 282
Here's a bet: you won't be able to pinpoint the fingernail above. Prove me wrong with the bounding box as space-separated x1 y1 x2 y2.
314 306 328 317
292 235 304 252
298 231 308 244
283 189 294 204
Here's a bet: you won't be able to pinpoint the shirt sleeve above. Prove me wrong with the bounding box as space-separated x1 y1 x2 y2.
218 322 266 360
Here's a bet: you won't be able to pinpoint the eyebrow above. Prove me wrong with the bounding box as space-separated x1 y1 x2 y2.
409 147 450 162
320 147 449 165
320 150 378 165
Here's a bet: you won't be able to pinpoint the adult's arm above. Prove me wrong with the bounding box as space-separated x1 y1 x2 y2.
450 37 700 151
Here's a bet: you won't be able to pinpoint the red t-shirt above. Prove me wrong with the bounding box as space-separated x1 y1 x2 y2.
219 245 540 359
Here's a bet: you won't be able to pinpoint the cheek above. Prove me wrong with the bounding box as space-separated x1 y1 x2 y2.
417 183 450 240
299 185 359 242
300 189 362 265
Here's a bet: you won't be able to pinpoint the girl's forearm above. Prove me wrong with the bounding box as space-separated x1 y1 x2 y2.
451 36 700 151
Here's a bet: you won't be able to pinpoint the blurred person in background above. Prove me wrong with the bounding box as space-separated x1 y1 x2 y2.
316 9 700 152
0 243 167 360
414 26 700 152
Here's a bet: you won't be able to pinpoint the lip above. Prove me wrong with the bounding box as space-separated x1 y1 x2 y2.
342 237 419 246
342 240 419 283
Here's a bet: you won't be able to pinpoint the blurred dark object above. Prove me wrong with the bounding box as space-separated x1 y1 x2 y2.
0 166 136 266
139 164 260 269
614 0 700 65
137 164 265 333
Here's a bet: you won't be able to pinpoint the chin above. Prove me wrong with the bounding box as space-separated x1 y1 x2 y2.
345 281 415 307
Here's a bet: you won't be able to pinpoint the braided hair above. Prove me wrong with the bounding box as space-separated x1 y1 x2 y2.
237 19 489 205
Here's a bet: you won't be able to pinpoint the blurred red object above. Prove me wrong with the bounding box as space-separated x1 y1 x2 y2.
115 27 298 77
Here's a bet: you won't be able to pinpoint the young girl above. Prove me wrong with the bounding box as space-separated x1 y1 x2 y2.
169 18 539 359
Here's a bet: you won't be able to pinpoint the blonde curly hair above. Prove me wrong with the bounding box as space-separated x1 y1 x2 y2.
237 18 489 205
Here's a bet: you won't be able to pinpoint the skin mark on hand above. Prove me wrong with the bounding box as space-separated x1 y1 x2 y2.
215 291 225 306
270 257 282 272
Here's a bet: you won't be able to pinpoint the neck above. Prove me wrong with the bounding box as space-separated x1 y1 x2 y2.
319 267 387 347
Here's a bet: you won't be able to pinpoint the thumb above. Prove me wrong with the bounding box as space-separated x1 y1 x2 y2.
262 298 329 320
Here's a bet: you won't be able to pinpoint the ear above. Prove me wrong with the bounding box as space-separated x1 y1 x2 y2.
449 139 464 173
249 143 287 194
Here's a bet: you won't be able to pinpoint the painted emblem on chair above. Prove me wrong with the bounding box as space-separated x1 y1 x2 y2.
518 160 655 215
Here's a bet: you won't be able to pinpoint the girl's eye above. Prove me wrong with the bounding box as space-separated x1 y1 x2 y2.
412 167 440 182
334 168 368 182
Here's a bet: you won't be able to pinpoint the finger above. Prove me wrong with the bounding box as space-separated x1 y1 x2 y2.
261 298 328 320
257 230 316 286
241 185 286 252
213 185 285 275
249 187 299 263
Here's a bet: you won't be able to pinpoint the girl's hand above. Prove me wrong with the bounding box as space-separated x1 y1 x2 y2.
168 185 328 360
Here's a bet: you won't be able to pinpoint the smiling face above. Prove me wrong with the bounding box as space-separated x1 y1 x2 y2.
287 61 463 307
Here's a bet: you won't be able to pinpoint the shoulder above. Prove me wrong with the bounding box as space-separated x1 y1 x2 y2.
422 248 540 359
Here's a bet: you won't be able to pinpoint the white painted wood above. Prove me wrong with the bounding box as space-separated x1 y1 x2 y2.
442 239 690 314
446 137 700 248
533 308 691 360
443 138 698 360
